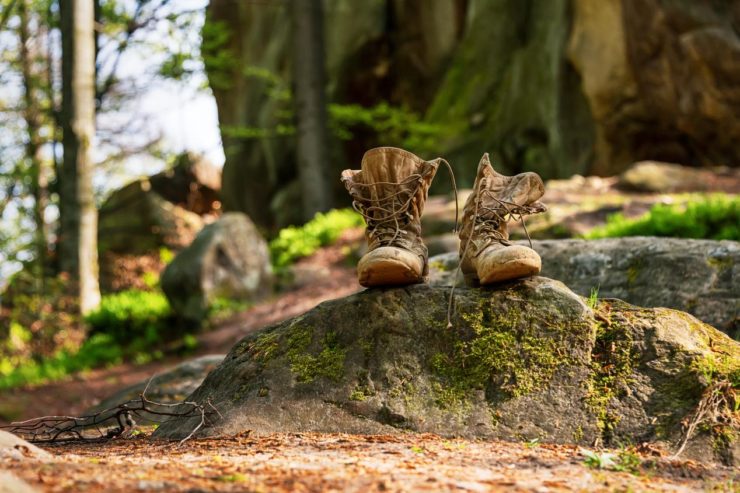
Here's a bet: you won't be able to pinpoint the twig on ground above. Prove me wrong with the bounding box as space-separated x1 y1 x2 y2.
0 382 218 445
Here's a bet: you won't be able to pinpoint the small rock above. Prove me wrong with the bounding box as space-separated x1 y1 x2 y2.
0 471 39 493
0 431 51 461
618 161 739 193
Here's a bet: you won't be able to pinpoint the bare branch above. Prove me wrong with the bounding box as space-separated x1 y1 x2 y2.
0 393 218 444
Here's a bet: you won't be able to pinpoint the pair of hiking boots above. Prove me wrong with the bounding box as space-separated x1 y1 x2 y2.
342 147 546 287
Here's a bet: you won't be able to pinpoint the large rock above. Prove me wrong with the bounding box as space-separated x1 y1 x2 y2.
209 0 739 228
155 279 740 465
98 152 222 254
429 238 739 338
148 152 222 216
86 355 224 424
98 179 204 254
161 213 272 323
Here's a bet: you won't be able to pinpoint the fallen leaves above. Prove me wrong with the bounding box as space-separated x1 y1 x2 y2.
2 432 734 492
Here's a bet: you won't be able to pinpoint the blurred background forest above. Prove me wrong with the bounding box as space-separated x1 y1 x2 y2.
0 0 738 408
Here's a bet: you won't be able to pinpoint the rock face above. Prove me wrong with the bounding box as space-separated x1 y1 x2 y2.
155 279 740 465
429 238 740 338
208 0 739 228
161 213 272 322
86 355 224 424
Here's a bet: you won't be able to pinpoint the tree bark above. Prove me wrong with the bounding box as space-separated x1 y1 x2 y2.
290 0 332 220
60 0 100 314
18 0 48 283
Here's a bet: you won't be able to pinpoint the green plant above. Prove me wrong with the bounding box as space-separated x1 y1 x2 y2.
581 449 619 470
269 209 364 269
585 195 739 240
587 287 600 309
525 438 541 449
85 289 173 348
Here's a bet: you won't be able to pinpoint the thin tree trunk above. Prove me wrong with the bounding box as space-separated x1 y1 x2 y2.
290 0 332 221
18 0 48 285
60 0 100 314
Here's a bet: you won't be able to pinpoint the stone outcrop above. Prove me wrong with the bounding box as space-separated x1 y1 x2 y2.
155 279 740 466
161 213 272 323
206 0 465 228
429 238 739 338
98 179 204 254
98 153 222 255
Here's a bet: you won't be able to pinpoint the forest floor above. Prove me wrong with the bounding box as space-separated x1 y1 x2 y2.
6 432 738 492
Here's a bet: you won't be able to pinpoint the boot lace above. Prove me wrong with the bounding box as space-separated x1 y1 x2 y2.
351 159 458 249
471 184 542 254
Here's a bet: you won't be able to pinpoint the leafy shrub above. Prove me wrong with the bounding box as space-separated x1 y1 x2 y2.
269 209 364 269
585 195 739 241
85 289 173 348
0 289 179 389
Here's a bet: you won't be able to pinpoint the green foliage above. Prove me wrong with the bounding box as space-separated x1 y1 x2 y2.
0 334 124 390
581 448 642 474
587 287 600 309
269 209 363 269
0 289 187 389
329 102 447 153
585 195 740 240
85 289 172 348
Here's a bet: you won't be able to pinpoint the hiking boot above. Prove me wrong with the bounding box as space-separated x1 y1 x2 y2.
342 147 439 287
459 153 547 285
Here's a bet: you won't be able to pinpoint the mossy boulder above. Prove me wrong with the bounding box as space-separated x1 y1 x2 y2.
428 238 740 338
155 278 739 465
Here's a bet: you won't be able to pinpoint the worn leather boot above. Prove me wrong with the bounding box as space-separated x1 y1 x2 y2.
342 147 439 287
459 153 547 285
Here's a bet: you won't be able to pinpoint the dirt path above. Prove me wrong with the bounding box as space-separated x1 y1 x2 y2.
5 433 736 492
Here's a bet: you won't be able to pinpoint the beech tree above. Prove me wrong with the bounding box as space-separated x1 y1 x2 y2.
290 0 332 220
59 0 100 313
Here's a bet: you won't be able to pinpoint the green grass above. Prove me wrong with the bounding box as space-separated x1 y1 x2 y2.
585 195 739 240
269 208 363 269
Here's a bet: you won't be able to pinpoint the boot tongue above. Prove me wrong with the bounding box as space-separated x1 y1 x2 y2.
477 154 545 208
360 147 428 210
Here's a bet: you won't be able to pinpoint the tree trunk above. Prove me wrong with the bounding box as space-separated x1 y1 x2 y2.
290 0 332 220
60 0 100 314
18 0 48 284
